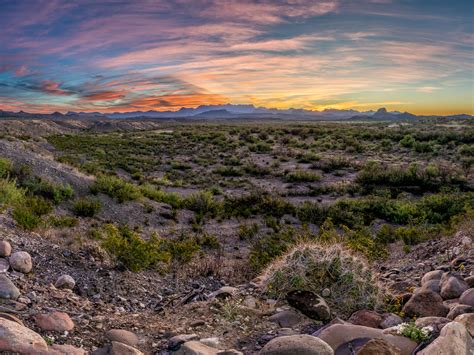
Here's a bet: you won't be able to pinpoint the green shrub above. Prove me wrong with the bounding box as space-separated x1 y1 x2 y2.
73 197 102 217
284 170 321 183
12 197 52 230
90 175 142 203
400 134 416 148
49 215 79 228
238 222 259 240
185 191 219 219
262 242 379 317
21 177 74 203
0 179 25 209
0 158 13 178
140 184 183 209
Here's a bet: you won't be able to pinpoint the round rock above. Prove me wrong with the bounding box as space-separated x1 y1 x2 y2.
459 288 474 307
55 275 76 290
34 311 74 332
260 335 334 355
9 251 32 273
106 329 139 347
0 241 11 257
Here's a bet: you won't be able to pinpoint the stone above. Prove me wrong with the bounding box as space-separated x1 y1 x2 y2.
415 317 450 332
0 241 11 257
355 338 402 355
49 344 87 355
0 312 24 326
269 310 304 328
242 295 256 309
168 334 198 351
260 335 333 355
402 290 449 317
418 321 473 355
348 309 382 328
421 270 443 285
286 290 330 321
0 274 19 299
0 258 9 273
447 304 474 320
209 286 238 300
417 279 440 294
174 341 218 355
200 337 220 348
0 318 48 353
55 274 76 290
459 288 474 307
317 324 417 355
440 275 469 300
9 251 32 273
34 311 74 332
110 341 143 355
465 276 474 288
217 350 243 355
312 318 348 337
322 288 331 297
380 313 403 329
454 313 474 337
106 329 139 347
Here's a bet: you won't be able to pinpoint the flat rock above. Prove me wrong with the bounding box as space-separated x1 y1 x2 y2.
348 309 382 328
355 338 402 355
174 341 218 355
34 311 74 332
287 290 330 321
260 334 334 355
459 288 474 307
269 310 304 328
169 334 198 351
106 329 139 347
447 304 473 320
0 318 48 353
418 321 473 355
9 251 32 273
110 341 143 355
0 241 11 257
402 290 448 317
0 275 19 300
49 344 87 354
317 324 417 355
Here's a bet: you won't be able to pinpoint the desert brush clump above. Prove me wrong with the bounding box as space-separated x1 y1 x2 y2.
261 242 380 317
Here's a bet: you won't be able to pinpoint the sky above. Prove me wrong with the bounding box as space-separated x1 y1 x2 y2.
0 0 473 115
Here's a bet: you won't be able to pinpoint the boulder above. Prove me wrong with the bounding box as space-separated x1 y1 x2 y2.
0 274 20 299
260 334 333 355
0 241 11 257
55 274 76 290
269 310 304 328
418 321 473 355
459 288 474 307
106 329 139 347
417 279 440 294
0 318 48 353
209 286 238 300
317 324 417 355
110 341 143 355
286 291 330 321
421 270 443 285
380 313 403 329
9 251 32 273
355 338 402 355
348 309 382 328
402 290 448 317
440 275 469 300
447 304 473 320
0 312 24 326
34 311 74 332
174 341 218 355
454 313 474 337
49 344 87 354
415 317 450 332
465 276 474 288
169 334 198 351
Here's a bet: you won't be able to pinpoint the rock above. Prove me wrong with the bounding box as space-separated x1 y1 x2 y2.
421 270 443 285
0 318 48 353
49 344 87 354
110 341 143 355
418 279 440 294
34 311 74 332
355 338 402 355
0 258 9 273
168 334 198 351
415 317 450 332
174 341 218 355
0 274 20 299
440 275 469 300
55 274 76 290
454 313 474 337
0 241 11 257
260 334 333 355
106 329 139 347
269 310 304 328
322 288 331 297
465 276 474 288
242 295 256 309
286 291 330 321
459 288 474 307
0 312 24 326
9 251 32 273
200 337 220 348
418 321 473 355
209 286 238 300
217 350 243 355
348 309 382 328
447 304 474 320
402 290 449 317
317 324 417 355
312 318 348 337
380 313 403 329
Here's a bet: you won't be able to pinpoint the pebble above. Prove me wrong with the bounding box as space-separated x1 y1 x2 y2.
55 275 76 289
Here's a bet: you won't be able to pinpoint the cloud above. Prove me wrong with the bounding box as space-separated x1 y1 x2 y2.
417 86 441 93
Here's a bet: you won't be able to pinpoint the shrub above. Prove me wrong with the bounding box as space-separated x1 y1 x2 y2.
140 184 183 208
0 179 25 209
261 242 379 317
284 170 321 183
73 197 102 217
90 175 142 203
11 196 51 230
0 158 13 178
400 134 416 148
238 222 259 240
21 176 74 203
185 191 219 219
49 215 78 228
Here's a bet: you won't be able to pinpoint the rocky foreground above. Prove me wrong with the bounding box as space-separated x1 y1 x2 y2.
0 220 473 354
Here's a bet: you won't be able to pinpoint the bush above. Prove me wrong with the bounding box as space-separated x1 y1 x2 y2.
140 184 183 208
262 242 379 317
13 206 41 230
21 177 74 203
185 191 219 219
284 170 321 183
0 179 25 209
238 222 259 240
90 175 142 203
49 215 78 228
73 197 102 217
0 158 13 178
